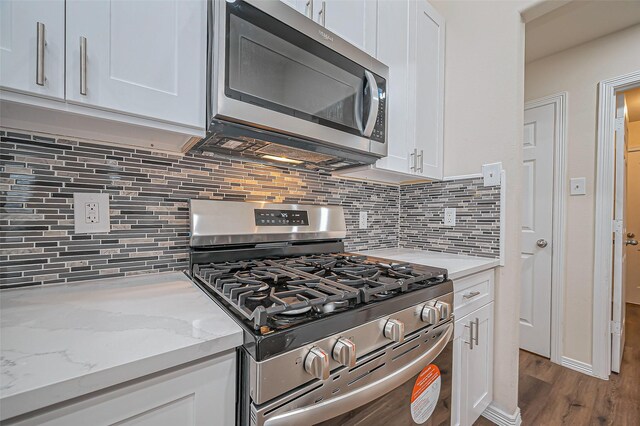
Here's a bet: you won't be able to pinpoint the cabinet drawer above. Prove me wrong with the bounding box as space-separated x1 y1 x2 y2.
453 269 494 319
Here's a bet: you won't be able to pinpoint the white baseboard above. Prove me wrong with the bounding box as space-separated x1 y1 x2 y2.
482 403 522 426
560 356 595 377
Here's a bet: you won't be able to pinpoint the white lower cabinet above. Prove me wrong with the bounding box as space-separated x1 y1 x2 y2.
452 271 495 426
6 351 236 426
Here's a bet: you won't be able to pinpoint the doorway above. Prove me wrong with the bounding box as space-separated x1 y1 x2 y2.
592 70 640 379
624 87 640 306
520 93 567 364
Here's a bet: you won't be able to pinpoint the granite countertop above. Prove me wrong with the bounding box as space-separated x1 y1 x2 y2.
356 248 500 280
0 272 243 421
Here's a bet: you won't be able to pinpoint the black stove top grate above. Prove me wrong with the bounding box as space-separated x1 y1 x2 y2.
192 254 448 333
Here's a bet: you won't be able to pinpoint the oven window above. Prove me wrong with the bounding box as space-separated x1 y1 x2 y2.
225 1 381 137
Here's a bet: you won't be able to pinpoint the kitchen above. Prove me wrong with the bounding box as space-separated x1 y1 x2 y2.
1 1 639 425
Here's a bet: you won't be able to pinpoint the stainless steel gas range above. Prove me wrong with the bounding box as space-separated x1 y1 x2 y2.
188 200 454 426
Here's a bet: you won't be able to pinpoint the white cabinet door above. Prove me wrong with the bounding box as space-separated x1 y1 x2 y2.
9 352 237 426
374 0 411 175
316 0 377 56
65 0 206 129
453 302 494 426
280 0 310 16
0 0 64 100
409 0 444 179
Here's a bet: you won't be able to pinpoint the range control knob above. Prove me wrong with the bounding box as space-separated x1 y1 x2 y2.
304 347 330 380
333 337 357 368
384 319 405 343
435 301 452 320
420 305 441 325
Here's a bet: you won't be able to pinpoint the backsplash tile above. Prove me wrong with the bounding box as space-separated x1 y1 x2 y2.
0 131 398 288
0 129 501 289
399 178 501 258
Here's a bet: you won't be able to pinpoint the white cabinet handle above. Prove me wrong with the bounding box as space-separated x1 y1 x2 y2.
417 149 424 173
462 291 481 299
36 22 45 86
80 36 87 95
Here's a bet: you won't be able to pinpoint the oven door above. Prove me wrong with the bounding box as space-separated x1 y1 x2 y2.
209 0 387 156
253 321 453 426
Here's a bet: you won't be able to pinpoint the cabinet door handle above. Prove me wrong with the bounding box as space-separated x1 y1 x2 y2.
465 320 474 350
36 22 45 86
305 0 313 19
417 149 424 173
80 36 87 96
318 1 326 26
473 317 479 346
410 148 418 171
462 291 481 299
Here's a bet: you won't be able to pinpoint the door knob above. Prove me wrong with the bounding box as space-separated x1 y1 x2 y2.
626 239 639 246
536 239 548 248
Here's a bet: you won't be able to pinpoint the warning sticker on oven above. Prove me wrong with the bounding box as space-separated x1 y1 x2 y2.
410 364 441 424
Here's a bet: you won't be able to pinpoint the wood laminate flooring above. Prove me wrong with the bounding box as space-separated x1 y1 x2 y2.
475 303 640 426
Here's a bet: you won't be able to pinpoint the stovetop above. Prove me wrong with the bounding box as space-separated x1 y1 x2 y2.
192 253 448 335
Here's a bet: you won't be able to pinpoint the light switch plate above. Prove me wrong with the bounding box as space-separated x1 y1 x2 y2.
570 177 586 196
482 162 502 186
73 193 110 234
359 211 368 229
444 208 456 226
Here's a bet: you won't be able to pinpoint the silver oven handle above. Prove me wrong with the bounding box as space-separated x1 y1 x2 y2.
263 323 453 426
362 70 379 138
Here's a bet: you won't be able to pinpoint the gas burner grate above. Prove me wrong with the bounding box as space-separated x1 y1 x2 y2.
192 254 447 332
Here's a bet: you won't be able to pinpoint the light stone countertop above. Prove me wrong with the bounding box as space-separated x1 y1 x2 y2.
0 271 243 421
355 248 500 280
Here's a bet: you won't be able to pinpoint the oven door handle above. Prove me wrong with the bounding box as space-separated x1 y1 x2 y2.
263 323 453 426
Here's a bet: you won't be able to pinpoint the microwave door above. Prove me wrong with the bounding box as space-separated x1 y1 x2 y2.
215 0 379 154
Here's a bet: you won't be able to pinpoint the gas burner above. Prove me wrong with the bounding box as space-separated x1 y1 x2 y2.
192 253 447 333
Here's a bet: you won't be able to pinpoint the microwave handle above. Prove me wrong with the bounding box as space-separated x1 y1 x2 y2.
263 322 453 426
362 70 380 138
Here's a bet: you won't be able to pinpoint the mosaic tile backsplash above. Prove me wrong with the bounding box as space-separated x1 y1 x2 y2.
400 179 501 258
0 129 500 289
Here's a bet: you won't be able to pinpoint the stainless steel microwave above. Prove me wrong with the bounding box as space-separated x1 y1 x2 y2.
192 0 389 171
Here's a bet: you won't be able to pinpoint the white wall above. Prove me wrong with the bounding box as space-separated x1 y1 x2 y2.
431 0 533 417
525 24 640 365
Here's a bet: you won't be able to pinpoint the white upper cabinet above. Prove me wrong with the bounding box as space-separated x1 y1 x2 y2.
280 0 311 16
410 0 445 179
0 0 65 100
373 0 411 176
315 0 377 56
334 0 445 183
65 0 206 130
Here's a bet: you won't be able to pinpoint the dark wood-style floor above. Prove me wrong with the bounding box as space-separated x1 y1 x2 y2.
475 303 640 426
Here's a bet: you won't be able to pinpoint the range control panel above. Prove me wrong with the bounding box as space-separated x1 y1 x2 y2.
254 209 309 226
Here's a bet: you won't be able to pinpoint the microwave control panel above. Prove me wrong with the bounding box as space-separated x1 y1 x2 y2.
371 76 386 144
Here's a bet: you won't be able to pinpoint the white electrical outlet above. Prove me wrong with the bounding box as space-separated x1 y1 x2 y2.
85 202 99 223
74 193 110 234
444 208 456 226
359 211 368 229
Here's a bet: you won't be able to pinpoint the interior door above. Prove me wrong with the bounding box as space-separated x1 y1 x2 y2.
611 94 628 373
520 102 554 357
626 149 640 305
